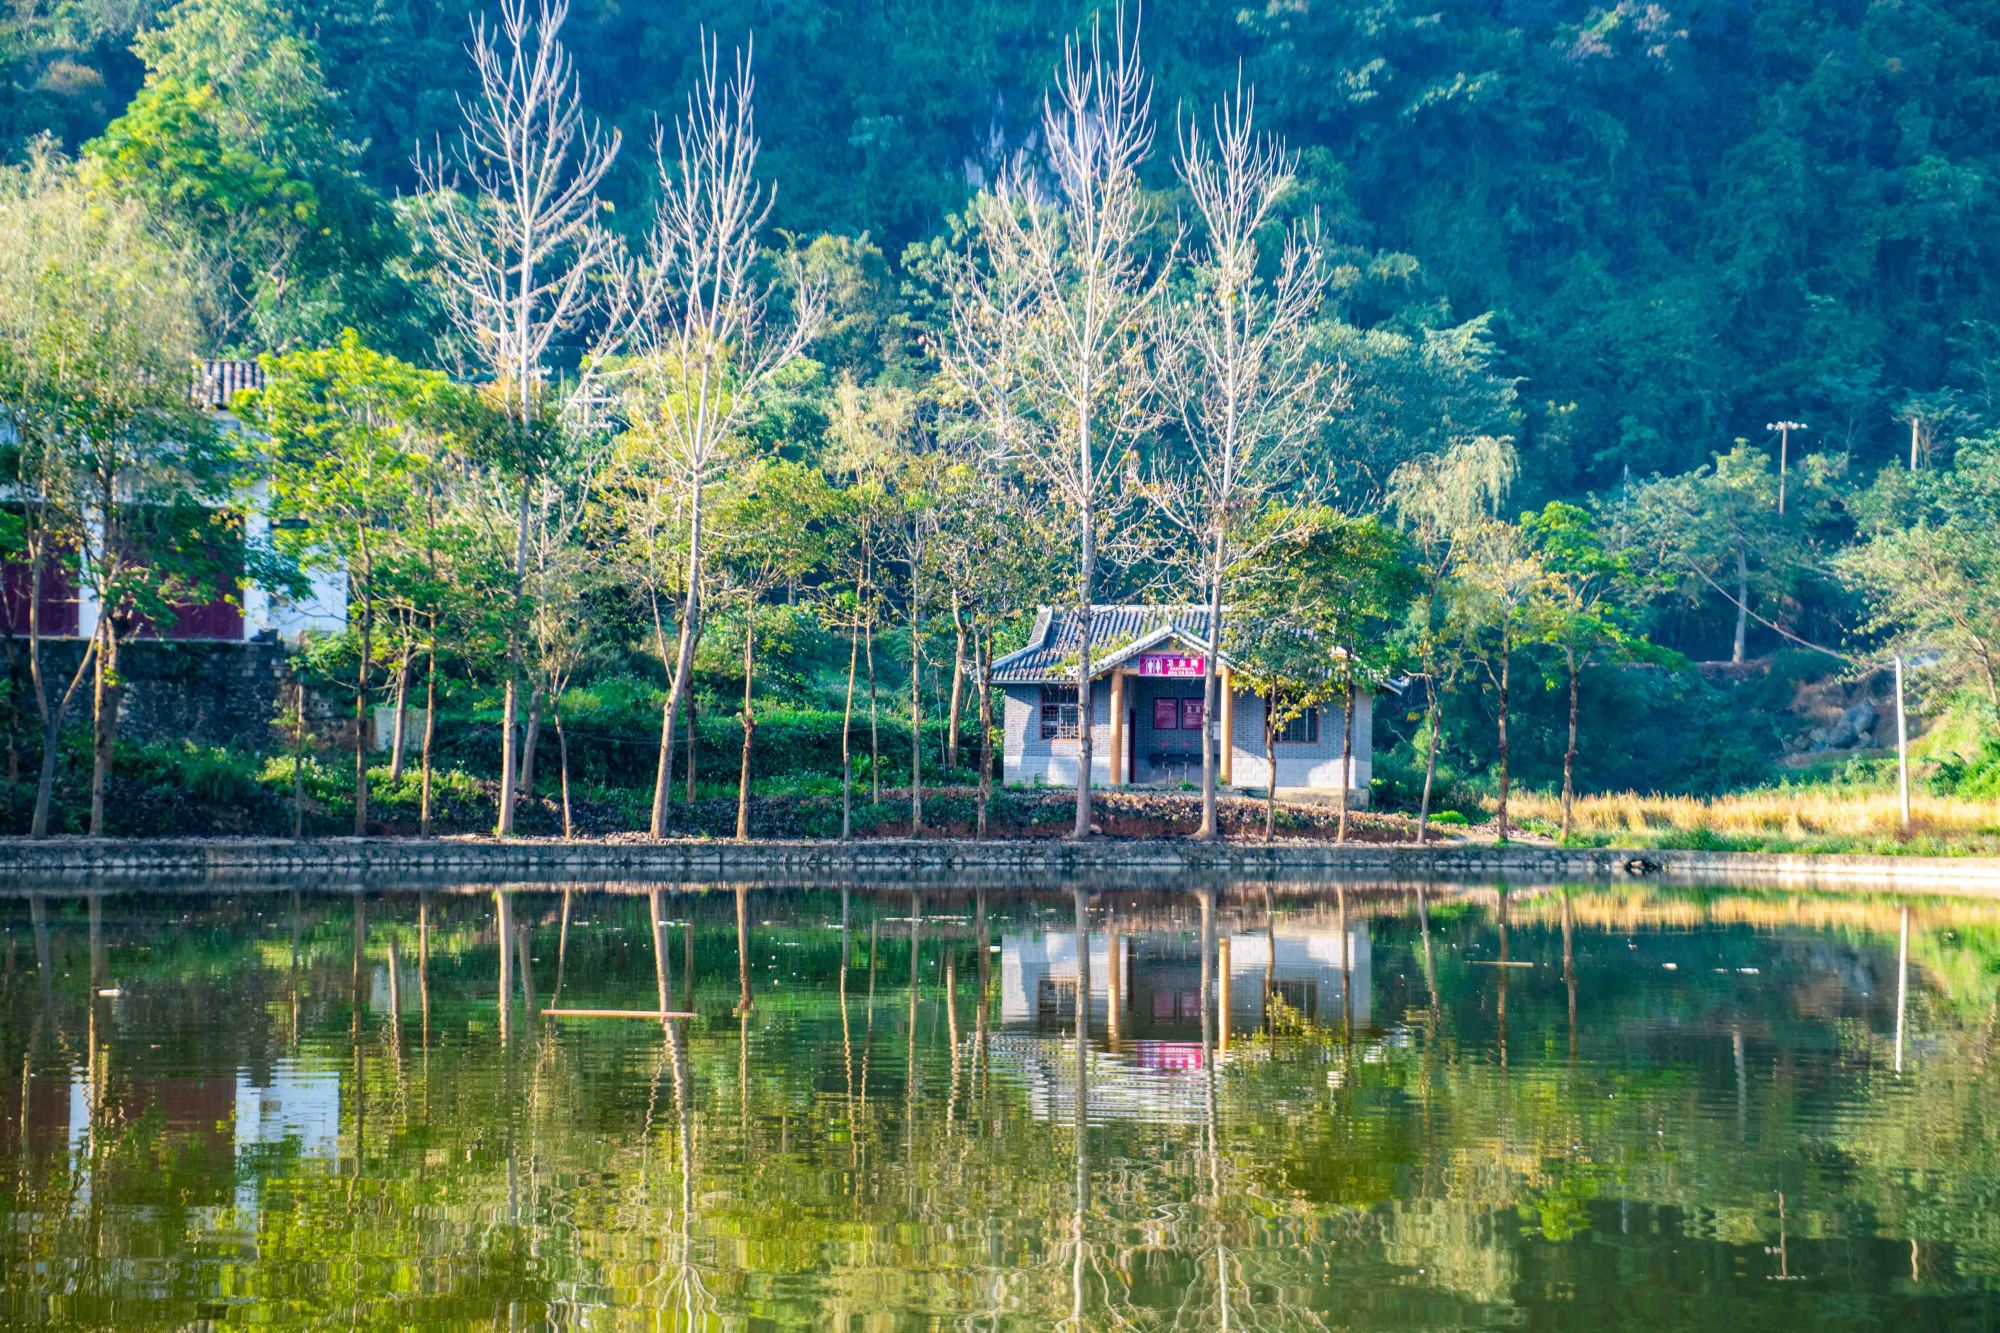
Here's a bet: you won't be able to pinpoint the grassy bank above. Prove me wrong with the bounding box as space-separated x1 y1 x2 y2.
1505 787 2000 856
0 734 1428 841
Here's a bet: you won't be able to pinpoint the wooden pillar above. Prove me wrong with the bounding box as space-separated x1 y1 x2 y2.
1106 924 1122 1049
1219 665 1234 786
1109 670 1126 786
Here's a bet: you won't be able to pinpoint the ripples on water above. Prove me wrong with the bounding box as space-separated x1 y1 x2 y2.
1 879 1997 1329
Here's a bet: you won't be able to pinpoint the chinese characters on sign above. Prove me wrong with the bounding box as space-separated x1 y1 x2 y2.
1135 652 1205 678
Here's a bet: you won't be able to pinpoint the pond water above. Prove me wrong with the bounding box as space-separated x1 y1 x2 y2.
1 879 1997 1329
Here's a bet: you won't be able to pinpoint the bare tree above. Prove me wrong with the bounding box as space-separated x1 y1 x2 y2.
417 0 621 836
1154 82 1342 840
948 6 1167 838
617 33 824 838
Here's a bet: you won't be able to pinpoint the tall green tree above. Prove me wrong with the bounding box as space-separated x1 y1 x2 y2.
84 0 414 352
241 331 463 834
1521 500 1646 840
0 144 218 837
1841 440 2000 711
711 459 833 841
1615 443 1796 665
1232 509 1412 843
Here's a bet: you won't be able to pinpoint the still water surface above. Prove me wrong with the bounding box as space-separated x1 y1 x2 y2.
1 880 1997 1329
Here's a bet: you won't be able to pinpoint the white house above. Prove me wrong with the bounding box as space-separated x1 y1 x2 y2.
0 359 347 645
993 604 1373 803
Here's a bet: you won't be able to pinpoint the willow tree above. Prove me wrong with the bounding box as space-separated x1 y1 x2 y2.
417 0 621 836
1392 440 1512 840
946 6 1166 839
1154 81 1340 841
617 33 823 839
1386 435 1516 843
1455 517 1547 841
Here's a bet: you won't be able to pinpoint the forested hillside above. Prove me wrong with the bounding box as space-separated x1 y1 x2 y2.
10 0 1997 489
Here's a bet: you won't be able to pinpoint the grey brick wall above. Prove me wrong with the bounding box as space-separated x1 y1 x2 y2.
1229 689 1371 802
1002 681 1112 785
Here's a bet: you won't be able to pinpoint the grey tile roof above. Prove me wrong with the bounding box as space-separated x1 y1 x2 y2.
196 359 265 410
992 604 1217 684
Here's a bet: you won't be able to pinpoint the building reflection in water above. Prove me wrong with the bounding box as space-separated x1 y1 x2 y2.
995 920 1370 1123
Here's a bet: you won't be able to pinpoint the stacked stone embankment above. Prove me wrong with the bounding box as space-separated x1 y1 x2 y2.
1 836 1997 894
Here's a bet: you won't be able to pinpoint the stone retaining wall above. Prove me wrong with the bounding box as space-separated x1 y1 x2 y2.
11 639 311 751
1 836 1997 895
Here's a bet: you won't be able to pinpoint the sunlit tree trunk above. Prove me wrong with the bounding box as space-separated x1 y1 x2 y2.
29 559 94 838
735 614 756 841
1197 535 1226 840
865 614 880 806
654 502 701 834
518 684 543 800
291 682 308 838
1496 630 1513 839
1336 676 1354 844
419 617 438 836
554 695 573 839
1562 645 1580 841
908 579 923 836
1416 679 1440 848
1073 545 1095 839
1263 695 1277 844
351 529 374 837
976 629 995 839
387 649 410 782
88 620 118 838
946 606 966 772
1732 546 1749 664
841 625 859 839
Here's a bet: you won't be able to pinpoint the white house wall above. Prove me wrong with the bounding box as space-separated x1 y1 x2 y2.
241 467 347 643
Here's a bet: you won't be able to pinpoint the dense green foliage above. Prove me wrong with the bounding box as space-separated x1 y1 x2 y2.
9 0 1999 484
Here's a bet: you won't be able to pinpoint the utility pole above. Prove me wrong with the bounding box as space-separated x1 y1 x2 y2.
1766 420 1805 515
1894 652 1911 833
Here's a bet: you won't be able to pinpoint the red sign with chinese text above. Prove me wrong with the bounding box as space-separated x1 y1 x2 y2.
1136 652 1204 678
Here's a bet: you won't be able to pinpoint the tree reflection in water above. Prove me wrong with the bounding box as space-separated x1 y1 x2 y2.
0 880 1997 1328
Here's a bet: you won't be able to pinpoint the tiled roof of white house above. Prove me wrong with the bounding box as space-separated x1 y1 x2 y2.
196 359 264 409
992 604 1222 684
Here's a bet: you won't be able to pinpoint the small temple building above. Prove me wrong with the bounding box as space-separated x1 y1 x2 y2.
991 604 1372 802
